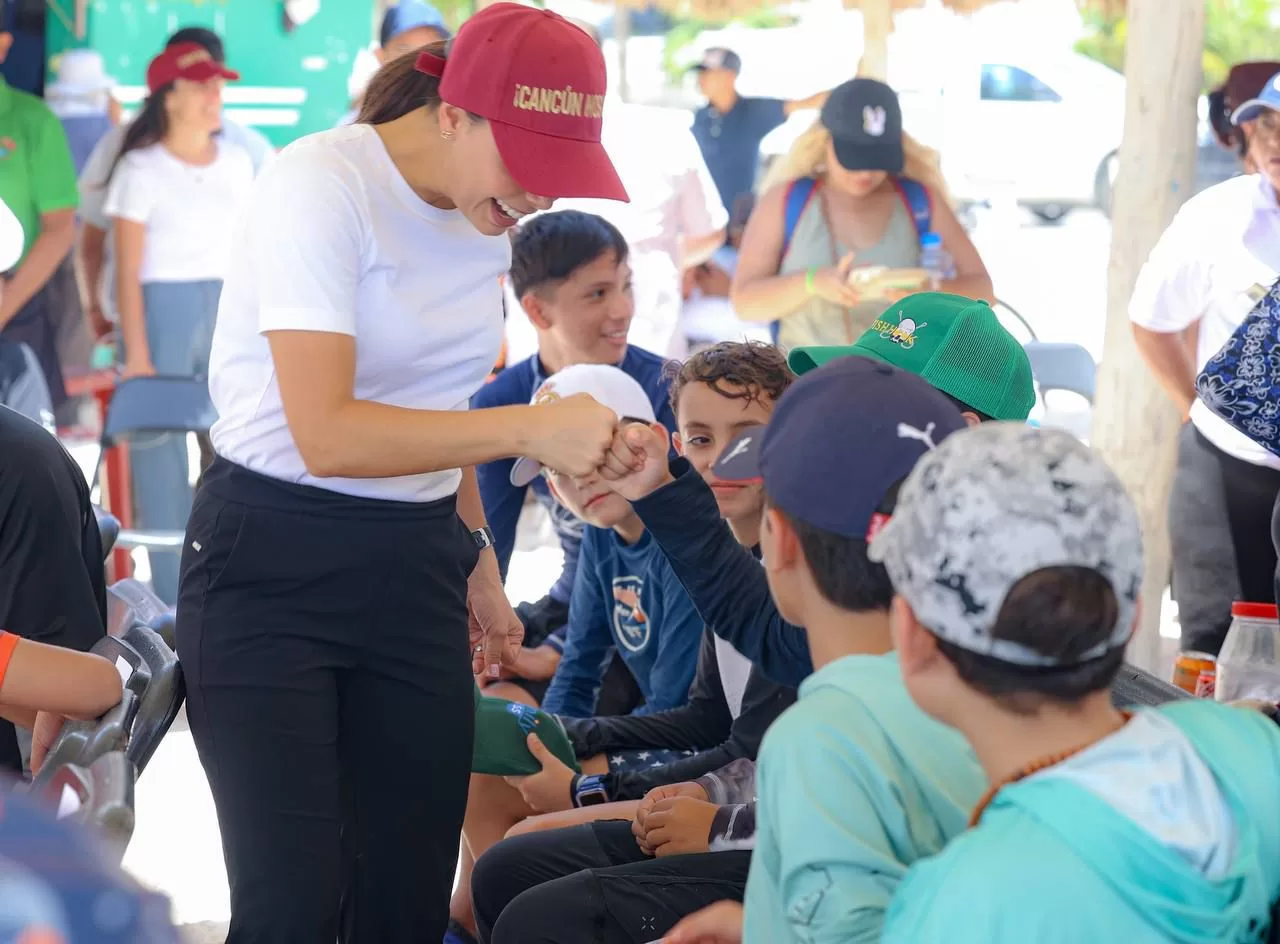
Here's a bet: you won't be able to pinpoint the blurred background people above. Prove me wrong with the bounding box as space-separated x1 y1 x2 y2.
690 46 831 215
102 41 252 604
338 0 451 126
0 7 78 418
77 27 271 342
733 77 991 348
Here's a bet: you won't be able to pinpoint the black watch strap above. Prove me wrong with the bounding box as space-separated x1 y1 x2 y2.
472 526 495 550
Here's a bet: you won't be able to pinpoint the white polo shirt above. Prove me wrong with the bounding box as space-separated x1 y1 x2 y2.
504 99 727 362
104 140 253 283
209 123 509 502
1129 172 1280 468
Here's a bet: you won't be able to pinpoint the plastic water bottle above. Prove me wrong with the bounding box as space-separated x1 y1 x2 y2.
919 232 953 288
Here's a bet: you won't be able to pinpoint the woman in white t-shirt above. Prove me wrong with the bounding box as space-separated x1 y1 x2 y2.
102 42 252 605
176 7 627 941
1130 74 1280 654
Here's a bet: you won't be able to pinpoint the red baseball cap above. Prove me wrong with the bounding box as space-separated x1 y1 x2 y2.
415 3 627 202
145 42 240 94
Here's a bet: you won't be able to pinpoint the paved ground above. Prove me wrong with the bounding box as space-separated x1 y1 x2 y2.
106 207 1156 939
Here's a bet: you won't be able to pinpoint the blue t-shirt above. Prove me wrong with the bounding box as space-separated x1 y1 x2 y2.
691 96 788 214
541 526 703 719
473 347 677 604
745 651 986 944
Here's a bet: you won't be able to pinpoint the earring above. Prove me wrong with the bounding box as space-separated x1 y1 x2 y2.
441 130 455 141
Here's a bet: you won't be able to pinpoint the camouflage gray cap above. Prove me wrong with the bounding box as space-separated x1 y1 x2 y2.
868 423 1143 667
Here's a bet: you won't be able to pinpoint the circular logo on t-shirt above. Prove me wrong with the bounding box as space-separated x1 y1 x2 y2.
0 137 16 160
611 576 650 652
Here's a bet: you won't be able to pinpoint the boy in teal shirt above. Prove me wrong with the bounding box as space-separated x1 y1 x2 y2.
876 423 1280 944
663 357 990 944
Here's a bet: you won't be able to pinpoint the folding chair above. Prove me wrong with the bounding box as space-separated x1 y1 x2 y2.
93 375 217 553
1023 341 1097 403
993 298 1038 345
31 581 185 789
37 751 136 860
1110 663 1190 708
28 690 139 794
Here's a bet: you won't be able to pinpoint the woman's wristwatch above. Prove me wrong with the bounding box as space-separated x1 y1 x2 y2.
471 526 495 550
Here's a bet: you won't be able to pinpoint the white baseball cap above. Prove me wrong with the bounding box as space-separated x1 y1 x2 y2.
510 364 657 487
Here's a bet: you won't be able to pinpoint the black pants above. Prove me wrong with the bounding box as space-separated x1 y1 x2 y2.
0 407 106 772
177 459 479 943
473 820 751 944
1175 429 1280 653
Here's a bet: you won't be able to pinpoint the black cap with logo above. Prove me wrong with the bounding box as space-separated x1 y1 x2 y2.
820 78 904 175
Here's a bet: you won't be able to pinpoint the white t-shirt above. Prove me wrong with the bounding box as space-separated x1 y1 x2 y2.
103 140 254 283
504 99 727 363
1129 173 1280 468
209 123 509 503
80 117 274 318
0 199 22 272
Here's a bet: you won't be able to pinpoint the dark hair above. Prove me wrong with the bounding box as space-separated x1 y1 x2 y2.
665 341 794 417
934 565 1124 715
167 27 225 62
766 480 900 613
941 392 994 423
104 84 174 186
357 39 483 127
509 210 629 299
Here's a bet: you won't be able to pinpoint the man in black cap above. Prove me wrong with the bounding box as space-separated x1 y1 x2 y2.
689 47 831 215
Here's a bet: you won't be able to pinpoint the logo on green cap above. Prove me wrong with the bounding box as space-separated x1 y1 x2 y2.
871 311 928 350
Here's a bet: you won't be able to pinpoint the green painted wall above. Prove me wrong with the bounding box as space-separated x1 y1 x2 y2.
46 0 378 147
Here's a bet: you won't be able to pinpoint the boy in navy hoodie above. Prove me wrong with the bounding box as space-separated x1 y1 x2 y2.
475 211 676 693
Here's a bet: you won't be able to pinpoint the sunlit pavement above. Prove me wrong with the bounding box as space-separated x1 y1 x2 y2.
88 208 1178 939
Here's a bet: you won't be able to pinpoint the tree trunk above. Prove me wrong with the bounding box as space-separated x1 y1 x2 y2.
1090 0 1205 675
859 0 892 81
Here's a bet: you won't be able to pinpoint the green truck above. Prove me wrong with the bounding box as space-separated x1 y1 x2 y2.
45 0 382 147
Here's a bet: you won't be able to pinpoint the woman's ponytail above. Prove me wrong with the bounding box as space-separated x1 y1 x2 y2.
358 41 448 125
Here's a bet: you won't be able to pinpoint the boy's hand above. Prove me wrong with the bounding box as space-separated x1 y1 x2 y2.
640 796 718 857
597 422 673 500
634 781 709 853
504 733 577 814
663 901 744 944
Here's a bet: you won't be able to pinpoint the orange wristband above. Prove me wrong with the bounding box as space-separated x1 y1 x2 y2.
0 632 20 691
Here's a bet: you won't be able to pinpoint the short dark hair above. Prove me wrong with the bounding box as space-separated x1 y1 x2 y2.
509 211 629 299
167 27 225 62
665 341 794 417
941 391 995 423
933 566 1125 715
767 480 900 614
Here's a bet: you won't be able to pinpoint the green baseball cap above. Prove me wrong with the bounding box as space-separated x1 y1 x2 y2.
472 684 580 777
787 292 1035 421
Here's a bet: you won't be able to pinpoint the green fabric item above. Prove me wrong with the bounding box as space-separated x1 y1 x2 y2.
787 292 1036 422
471 684 580 776
0 79 80 267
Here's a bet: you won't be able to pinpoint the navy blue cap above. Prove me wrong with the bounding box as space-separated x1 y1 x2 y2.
691 47 741 73
715 356 967 539
381 0 450 46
